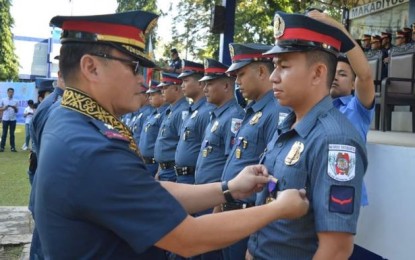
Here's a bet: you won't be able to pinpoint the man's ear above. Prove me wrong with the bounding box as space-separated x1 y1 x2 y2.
80 54 100 81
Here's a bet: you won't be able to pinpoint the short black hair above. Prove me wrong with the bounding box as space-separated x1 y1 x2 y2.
7 87 14 92
28 100 34 105
305 50 337 89
170 48 178 54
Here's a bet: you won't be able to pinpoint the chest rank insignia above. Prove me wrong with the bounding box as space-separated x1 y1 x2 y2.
191 110 198 119
211 120 219 132
155 113 161 119
285 141 304 165
103 130 129 142
249 111 262 125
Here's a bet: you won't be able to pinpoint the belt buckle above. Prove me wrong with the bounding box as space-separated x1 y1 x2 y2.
182 167 188 175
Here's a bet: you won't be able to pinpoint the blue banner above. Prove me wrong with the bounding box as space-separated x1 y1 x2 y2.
0 82 37 124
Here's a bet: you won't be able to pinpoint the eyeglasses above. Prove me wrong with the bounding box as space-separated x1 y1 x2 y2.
90 53 141 75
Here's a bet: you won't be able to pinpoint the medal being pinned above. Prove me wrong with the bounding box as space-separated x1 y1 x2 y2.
285 141 304 165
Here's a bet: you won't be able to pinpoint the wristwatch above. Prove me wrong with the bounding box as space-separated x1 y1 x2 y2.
221 181 235 203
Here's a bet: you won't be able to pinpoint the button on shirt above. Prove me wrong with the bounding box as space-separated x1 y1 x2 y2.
248 96 368 260
1 97 18 121
139 104 169 158
221 90 290 203
195 99 245 184
175 97 215 167
154 97 189 163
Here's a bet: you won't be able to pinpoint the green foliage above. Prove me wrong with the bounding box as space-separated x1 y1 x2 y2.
116 0 157 13
0 0 19 81
0 125 31 206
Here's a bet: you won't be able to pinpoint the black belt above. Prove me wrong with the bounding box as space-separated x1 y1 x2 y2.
143 157 156 164
222 202 255 211
174 166 195 176
159 161 175 170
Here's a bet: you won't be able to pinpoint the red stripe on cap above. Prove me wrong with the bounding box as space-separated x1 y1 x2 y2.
163 77 182 83
62 20 144 44
205 68 227 73
183 66 204 72
280 28 341 51
232 53 266 61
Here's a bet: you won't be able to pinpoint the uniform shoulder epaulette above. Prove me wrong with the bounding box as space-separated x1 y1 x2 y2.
89 119 129 142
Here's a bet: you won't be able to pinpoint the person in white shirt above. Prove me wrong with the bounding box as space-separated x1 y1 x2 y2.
0 88 18 152
23 100 35 151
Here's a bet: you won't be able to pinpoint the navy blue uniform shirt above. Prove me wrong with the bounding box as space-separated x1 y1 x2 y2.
195 99 245 184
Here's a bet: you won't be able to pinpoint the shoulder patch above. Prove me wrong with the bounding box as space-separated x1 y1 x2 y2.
328 144 356 181
329 185 354 214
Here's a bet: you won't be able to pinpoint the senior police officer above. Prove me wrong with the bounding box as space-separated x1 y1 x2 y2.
219 43 291 260
33 11 309 259
246 11 367 260
154 72 188 181
131 83 154 145
175 60 215 184
139 80 169 177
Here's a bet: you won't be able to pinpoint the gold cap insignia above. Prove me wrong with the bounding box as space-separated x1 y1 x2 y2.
273 13 285 39
229 44 235 59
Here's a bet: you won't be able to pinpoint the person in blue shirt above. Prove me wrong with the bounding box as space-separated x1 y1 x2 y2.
33 11 309 259
175 60 215 184
247 11 368 260
219 43 291 260
131 82 154 145
154 72 188 182
310 12 375 207
139 81 169 177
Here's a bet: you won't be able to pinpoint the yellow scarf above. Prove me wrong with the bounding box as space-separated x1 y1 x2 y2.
61 87 141 157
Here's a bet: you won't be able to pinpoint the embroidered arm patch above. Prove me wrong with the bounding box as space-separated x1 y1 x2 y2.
329 185 355 214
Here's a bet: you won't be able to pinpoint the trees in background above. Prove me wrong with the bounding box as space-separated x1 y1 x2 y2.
0 0 19 81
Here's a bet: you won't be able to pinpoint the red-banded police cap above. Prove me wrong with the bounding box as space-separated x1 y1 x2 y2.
146 80 161 93
50 11 158 68
199 59 229 82
227 43 273 73
265 12 355 57
178 59 204 78
158 73 182 87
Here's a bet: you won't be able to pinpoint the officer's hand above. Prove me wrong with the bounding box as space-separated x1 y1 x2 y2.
307 11 343 31
270 189 309 219
228 164 270 200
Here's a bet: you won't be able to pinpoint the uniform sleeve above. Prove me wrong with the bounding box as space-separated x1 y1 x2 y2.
349 96 374 127
311 135 366 234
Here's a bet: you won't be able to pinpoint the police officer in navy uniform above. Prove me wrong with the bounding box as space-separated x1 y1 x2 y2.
219 43 291 260
131 82 154 145
28 73 66 259
247 11 367 260
174 60 215 184
196 59 244 188
139 80 169 177
194 58 245 260
361 34 371 52
154 72 188 182
33 10 309 260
